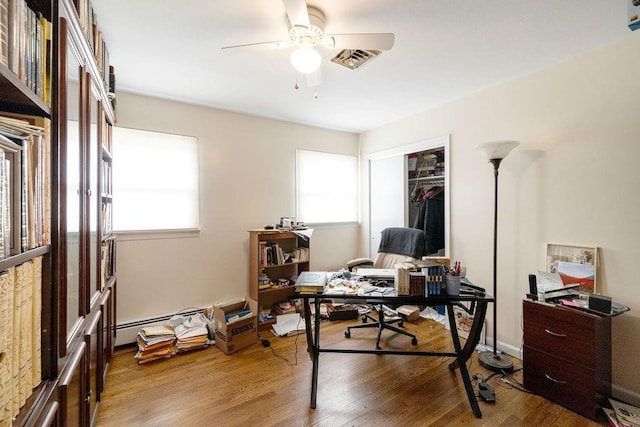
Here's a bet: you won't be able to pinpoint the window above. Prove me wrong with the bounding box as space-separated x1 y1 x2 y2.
112 127 199 232
296 150 358 224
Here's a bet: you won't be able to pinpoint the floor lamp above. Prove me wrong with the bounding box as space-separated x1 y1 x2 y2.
474 140 519 373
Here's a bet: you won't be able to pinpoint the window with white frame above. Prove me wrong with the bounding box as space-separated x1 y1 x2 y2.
112 127 199 232
296 150 358 224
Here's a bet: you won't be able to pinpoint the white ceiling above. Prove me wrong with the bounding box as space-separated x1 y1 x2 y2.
89 0 633 133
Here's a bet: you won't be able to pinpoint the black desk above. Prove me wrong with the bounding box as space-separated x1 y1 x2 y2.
300 292 494 418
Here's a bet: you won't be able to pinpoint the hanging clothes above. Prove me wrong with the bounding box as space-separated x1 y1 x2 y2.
412 187 445 255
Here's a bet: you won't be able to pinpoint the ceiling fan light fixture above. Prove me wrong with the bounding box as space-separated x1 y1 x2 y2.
290 46 321 73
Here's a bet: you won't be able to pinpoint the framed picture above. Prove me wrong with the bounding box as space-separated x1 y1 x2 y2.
546 243 598 293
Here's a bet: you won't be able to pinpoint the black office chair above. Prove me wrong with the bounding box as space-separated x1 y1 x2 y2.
345 227 427 349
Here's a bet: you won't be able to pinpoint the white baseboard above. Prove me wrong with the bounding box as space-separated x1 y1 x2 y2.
612 384 640 407
480 337 522 361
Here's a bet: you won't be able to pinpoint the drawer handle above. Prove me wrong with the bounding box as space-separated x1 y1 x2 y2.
545 374 567 384
544 328 567 338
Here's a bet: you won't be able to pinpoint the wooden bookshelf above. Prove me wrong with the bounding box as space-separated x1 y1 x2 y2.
249 229 310 331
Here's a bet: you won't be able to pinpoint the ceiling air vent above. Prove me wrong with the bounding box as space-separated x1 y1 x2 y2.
330 49 381 70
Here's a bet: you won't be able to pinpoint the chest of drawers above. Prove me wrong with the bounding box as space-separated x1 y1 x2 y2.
523 300 611 420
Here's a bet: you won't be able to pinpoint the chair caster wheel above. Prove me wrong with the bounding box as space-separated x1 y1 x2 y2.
411 338 418 345
345 330 351 338
399 321 404 327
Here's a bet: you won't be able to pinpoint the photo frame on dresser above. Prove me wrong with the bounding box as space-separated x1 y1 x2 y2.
546 243 598 293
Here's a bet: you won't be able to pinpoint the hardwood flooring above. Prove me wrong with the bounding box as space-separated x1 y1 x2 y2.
95 317 607 426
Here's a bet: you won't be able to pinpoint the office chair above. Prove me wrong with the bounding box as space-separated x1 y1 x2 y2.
345 227 427 350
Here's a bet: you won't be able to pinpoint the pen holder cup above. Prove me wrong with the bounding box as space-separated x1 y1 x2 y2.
445 275 461 296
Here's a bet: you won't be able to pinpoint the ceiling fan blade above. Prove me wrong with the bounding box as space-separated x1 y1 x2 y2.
327 33 395 51
305 68 322 88
221 40 292 51
282 0 310 28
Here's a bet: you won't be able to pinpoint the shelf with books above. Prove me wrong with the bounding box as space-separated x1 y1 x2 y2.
0 2 54 424
0 0 53 115
1 0 117 424
249 229 310 331
0 113 51 260
0 63 51 115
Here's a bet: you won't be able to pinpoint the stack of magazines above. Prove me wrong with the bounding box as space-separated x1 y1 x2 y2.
604 398 640 427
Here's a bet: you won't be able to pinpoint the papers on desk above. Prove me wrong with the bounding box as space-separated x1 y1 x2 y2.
354 280 397 296
271 313 306 337
324 279 359 295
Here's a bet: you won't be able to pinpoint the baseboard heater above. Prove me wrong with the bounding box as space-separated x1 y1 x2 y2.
115 308 204 347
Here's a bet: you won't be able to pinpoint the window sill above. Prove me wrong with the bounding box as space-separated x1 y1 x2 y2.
113 228 201 241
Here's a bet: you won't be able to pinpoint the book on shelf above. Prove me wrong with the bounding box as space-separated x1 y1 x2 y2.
259 241 287 266
294 271 327 293
0 0 7 66
4 0 51 101
0 115 49 259
293 246 309 262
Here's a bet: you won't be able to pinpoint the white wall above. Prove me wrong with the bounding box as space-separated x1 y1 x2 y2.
113 92 359 325
360 33 640 403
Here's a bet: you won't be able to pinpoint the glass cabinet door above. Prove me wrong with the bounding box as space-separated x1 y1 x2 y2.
88 87 100 304
61 18 84 349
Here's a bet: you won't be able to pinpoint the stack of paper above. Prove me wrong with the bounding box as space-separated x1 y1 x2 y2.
271 313 306 337
171 313 210 353
135 325 176 364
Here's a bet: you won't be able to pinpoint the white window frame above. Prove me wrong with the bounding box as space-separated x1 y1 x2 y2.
112 126 200 234
295 149 359 225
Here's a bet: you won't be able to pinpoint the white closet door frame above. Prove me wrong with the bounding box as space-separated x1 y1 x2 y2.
369 156 405 259
367 134 450 260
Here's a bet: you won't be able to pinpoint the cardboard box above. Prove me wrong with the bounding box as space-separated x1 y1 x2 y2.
396 305 420 321
630 0 640 31
214 298 258 354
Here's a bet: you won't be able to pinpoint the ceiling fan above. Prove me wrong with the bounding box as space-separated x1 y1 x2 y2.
221 0 395 88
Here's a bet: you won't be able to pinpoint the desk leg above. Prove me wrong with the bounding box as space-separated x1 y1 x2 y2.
446 303 482 418
303 297 313 361
309 297 321 409
449 301 488 371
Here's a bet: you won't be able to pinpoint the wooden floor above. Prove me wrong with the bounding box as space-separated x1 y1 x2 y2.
96 317 608 426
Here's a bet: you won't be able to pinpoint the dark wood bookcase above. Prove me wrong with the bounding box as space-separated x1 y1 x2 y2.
0 0 116 424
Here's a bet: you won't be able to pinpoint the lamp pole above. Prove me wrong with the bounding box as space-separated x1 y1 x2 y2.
474 141 518 373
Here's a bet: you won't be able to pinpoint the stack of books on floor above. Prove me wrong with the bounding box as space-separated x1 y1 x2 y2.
135 325 176 364
171 313 210 353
